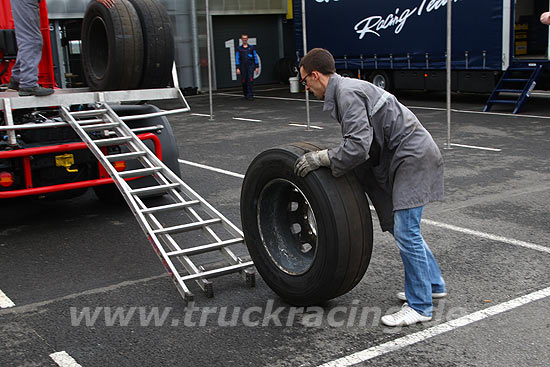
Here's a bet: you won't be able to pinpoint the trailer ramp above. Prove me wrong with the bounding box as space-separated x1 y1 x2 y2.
2 88 255 305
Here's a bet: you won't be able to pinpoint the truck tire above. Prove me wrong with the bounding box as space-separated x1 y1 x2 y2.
93 104 181 203
81 0 143 91
127 0 175 88
240 143 373 306
370 71 392 91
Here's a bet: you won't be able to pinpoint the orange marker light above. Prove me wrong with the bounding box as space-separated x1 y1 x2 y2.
0 172 14 187
113 161 127 172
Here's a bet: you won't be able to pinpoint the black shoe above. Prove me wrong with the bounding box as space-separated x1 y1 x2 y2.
18 86 54 97
246 96 254 101
7 79 19 91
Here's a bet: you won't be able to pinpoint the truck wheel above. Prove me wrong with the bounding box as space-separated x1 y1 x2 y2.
81 0 144 91
127 0 175 88
240 143 373 306
370 71 392 91
93 104 181 203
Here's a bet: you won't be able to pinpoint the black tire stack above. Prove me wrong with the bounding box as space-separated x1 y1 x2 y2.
240 143 374 306
81 0 174 91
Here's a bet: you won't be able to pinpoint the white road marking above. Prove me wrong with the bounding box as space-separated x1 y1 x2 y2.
50 351 83 367
191 113 211 117
0 289 15 308
232 117 262 122
421 219 550 255
254 87 289 92
321 287 550 367
1 274 167 316
214 92 550 119
448 143 502 152
178 159 245 179
318 285 550 367
216 92 324 103
288 123 324 130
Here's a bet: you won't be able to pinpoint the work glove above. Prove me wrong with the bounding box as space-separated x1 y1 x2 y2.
294 150 330 177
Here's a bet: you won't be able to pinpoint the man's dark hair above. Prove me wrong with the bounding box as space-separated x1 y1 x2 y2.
300 48 336 75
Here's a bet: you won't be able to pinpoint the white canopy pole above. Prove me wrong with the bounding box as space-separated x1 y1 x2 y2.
301 0 311 131
206 0 214 121
445 0 452 149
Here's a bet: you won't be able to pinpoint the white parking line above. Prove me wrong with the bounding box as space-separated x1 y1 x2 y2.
0 289 15 308
449 143 502 152
288 123 324 130
232 117 262 122
178 159 245 179
214 92 550 120
318 285 550 366
50 351 82 367
216 92 324 103
422 219 550 255
191 113 211 117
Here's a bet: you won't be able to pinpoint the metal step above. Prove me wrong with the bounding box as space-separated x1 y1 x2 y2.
140 200 200 214
495 89 523 93
106 151 147 161
180 261 254 282
152 218 222 235
118 167 163 178
70 109 108 117
93 136 133 147
508 67 537 71
502 78 530 82
129 183 180 196
81 122 120 131
487 99 517 104
167 238 244 257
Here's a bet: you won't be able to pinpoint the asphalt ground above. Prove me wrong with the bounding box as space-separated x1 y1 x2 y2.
1 85 550 366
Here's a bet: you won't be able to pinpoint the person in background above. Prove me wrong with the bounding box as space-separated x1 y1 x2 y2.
235 34 259 100
8 0 114 96
295 48 446 327
541 12 550 25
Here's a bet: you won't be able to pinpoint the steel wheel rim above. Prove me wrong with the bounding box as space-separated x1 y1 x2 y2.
372 74 386 89
257 178 318 275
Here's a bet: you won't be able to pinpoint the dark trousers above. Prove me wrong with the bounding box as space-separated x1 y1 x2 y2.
10 0 43 88
240 65 255 98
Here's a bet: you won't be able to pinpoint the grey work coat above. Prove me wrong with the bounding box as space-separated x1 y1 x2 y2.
324 74 444 231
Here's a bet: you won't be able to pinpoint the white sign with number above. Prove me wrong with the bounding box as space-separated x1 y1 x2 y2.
225 38 262 81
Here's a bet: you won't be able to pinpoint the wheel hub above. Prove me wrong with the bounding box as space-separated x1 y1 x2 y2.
257 179 318 275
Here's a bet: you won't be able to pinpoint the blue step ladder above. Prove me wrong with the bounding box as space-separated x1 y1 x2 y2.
484 62 543 114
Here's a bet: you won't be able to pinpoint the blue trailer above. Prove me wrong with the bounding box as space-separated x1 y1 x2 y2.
293 0 550 112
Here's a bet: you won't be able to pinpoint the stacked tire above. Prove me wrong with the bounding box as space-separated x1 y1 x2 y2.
240 143 374 306
81 0 174 91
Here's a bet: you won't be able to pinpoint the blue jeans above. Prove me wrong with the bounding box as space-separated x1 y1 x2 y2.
393 206 445 317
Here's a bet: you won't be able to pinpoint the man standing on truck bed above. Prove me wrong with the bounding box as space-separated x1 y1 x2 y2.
235 34 259 100
294 48 447 327
8 0 114 96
